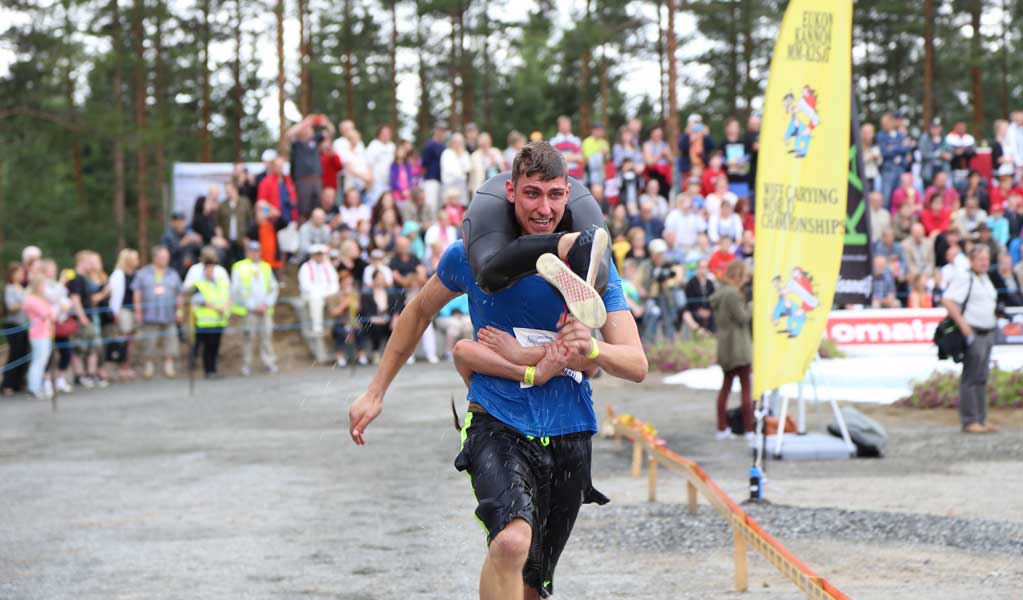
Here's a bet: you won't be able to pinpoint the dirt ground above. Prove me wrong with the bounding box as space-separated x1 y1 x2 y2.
0 363 1020 599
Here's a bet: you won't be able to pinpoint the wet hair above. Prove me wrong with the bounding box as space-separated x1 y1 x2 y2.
511 141 567 186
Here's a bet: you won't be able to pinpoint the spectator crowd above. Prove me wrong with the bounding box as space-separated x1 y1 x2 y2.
4 108 1023 401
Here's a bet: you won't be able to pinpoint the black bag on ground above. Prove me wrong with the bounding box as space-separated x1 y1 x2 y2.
933 275 972 363
727 408 744 435
828 407 888 458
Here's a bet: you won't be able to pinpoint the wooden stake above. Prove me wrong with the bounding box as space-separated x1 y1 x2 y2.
733 523 749 592
687 481 698 514
631 441 643 478
647 454 658 502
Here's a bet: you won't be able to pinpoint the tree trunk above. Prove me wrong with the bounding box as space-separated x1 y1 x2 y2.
390 0 399 133
999 0 1010 117
459 2 474 127
416 1 430 142
656 0 666 123
922 0 935 126
482 0 493 133
199 0 211 162
666 0 678 154
153 0 166 230
578 0 591 133
728 0 739 116
741 0 753 118
599 46 609 128
111 0 127 251
342 0 354 120
132 0 149 257
969 0 984 137
298 0 309 115
63 1 84 206
232 0 243 163
449 11 460 130
276 0 286 152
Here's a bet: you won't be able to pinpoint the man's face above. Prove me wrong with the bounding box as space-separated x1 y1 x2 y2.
934 173 946 189
395 237 410 256
172 218 185 233
271 157 285 175
971 249 990 273
311 209 325 226
911 224 925 240
747 115 761 132
153 249 169 268
901 173 913 188
434 127 447 142
882 230 894 246
203 263 216 278
954 122 966 135
557 117 571 134
506 174 569 235
1012 112 1023 126
247 248 261 261
930 123 942 137
873 256 887 275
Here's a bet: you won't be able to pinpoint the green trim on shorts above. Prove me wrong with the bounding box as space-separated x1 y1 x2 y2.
460 412 490 539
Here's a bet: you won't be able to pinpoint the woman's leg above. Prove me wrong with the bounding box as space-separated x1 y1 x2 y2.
716 367 737 431
2 328 30 392
207 331 222 374
736 365 754 432
27 338 51 396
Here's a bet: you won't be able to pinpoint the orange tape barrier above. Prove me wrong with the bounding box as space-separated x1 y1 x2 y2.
603 405 851 600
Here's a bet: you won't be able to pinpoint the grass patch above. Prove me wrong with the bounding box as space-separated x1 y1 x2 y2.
645 337 718 373
895 367 1023 409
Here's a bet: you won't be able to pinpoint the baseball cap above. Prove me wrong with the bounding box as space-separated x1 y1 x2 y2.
997 163 1015 177
309 243 328 254
370 248 386 259
171 211 186 220
929 117 942 127
261 149 278 162
246 240 261 251
687 114 703 124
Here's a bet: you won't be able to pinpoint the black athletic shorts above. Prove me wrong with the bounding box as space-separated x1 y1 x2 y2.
454 408 609 598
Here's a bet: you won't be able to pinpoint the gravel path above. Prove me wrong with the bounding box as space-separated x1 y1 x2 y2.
0 364 1020 599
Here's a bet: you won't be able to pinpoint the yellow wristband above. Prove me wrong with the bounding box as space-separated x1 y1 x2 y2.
586 337 600 360
523 365 536 386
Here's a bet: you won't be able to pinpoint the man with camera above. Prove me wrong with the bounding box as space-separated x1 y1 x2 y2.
941 245 998 434
287 114 336 221
643 238 685 343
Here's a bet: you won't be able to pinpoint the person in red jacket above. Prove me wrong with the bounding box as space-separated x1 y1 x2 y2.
708 234 737 278
701 153 726 197
256 156 298 269
920 194 952 237
320 135 344 195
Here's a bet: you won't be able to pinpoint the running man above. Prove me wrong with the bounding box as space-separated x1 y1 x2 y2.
348 142 647 599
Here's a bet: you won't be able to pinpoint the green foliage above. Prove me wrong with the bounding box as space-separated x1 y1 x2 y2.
646 337 718 373
896 367 1023 409
817 338 847 360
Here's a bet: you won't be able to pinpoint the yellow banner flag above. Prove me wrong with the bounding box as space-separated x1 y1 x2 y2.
753 0 852 398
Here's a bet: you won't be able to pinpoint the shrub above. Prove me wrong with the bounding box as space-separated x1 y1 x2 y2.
646 337 718 373
817 338 847 359
896 366 1023 409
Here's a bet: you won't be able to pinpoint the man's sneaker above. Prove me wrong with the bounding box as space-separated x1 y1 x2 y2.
94 377 110 389
164 361 176 379
745 431 757 446
335 357 347 368
565 225 611 293
357 354 369 366
266 365 279 374
79 376 96 389
143 361 155 380
536 253 607 329
715 429 736 441
240 366 252 377
56 378 72 394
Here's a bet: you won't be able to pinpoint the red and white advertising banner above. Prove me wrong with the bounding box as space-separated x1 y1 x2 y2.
826 308 1023 347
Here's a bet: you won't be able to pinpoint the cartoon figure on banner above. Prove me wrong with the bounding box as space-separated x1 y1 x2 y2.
783 86 820 158
770 266 819 338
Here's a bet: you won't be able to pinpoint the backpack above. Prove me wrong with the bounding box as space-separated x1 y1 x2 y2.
828 407 888 458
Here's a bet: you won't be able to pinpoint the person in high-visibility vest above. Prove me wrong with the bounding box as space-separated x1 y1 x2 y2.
189 254 230 378
230 240 279 376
